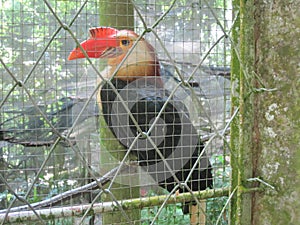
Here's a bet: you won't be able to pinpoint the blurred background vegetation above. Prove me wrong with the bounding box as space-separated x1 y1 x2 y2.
0 0 231 224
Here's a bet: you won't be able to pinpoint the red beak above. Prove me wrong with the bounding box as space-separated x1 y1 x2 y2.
68 27 120 60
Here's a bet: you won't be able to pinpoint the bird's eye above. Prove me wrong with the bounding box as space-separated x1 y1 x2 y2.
121 39 130 46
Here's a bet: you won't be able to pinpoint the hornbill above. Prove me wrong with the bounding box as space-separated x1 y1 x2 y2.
68 27 213 221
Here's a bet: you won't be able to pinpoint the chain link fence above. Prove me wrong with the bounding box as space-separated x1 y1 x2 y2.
0 0 234 224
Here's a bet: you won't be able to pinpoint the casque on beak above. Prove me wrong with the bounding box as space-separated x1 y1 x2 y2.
68 27 120 60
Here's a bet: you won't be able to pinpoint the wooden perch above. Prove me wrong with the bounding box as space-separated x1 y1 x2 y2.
0 188 229 223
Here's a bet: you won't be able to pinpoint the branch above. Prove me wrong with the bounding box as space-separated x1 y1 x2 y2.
1 137 57 147
0 165 130 214
0 188 230 223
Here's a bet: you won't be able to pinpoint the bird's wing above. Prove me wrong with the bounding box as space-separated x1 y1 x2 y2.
100 77 211 187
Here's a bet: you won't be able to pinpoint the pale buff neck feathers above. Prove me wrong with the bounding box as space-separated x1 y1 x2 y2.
96 37 162 109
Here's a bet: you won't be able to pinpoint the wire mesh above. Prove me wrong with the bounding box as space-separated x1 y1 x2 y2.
0 0 233 224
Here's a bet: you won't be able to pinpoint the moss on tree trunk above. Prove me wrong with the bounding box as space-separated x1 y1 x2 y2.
231 0 300 224
99 0 134 31
251 0 300 224
230 0 255 224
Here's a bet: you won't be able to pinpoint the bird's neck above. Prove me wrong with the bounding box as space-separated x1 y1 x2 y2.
97 62 163 110
106 60 161 82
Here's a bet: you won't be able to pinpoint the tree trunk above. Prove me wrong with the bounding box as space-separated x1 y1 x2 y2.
99 0 134 31
98 1 139 224
252 1 300 224
230 0 255 223
231 0 300 224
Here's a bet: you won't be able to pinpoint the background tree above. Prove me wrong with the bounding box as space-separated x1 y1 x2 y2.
98 1 141 224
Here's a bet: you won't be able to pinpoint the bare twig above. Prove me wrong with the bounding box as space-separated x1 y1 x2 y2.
0 164 130 214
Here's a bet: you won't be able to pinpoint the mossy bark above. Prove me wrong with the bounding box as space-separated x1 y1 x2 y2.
99 116 140 224
251 0 300 224
99 0 134 31
230 0 254 224
229 0 241 223
231 0 300 224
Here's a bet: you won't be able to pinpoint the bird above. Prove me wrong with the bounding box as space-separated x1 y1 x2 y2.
68 27 213 222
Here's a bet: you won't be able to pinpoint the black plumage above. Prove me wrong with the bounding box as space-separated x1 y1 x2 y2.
100 78 213 213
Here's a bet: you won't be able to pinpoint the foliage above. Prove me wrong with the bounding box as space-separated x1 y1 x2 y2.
141 190 190 225
0 0 99 209
207 155 231 224
140 154 231 225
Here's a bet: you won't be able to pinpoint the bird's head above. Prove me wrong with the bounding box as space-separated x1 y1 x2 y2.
68 27 160 82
